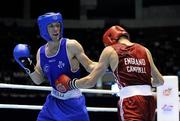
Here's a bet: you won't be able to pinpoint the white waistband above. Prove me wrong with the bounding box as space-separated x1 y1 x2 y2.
51 88 82 100
119 85 153 99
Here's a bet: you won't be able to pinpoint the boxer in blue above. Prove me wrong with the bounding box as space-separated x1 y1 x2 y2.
13 12 97 121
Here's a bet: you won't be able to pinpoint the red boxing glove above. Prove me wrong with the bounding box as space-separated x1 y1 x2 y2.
55 74 78 93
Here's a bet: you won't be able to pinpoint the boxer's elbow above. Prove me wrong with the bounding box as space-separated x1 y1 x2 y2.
32 80 43 85
159 78 164 86
151 77 164 87
29 71 44 85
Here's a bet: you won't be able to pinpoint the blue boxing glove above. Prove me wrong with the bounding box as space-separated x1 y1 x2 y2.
13 44 35 74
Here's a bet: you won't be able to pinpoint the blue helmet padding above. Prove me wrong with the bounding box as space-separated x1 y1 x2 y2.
37 12 64 41
13 44 30 69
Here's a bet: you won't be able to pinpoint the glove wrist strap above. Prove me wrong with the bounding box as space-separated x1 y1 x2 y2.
19 57 35 74
69 78 78 89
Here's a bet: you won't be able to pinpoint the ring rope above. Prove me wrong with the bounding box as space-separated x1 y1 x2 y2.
0 83 157 95
1 83 178 113
0 83 118 94
0 83 118 112
0 104 118 112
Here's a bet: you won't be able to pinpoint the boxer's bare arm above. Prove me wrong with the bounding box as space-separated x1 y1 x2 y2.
145 48 164 87
29 49 46 85
75 46 118 88
67 39 97 72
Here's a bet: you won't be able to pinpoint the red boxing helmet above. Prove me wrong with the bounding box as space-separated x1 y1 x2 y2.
103 25 129 46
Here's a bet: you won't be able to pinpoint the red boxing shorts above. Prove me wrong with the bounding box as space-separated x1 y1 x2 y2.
118 95 156 121
117 85 156 121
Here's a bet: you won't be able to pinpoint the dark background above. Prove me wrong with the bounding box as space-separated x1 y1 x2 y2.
0 0 180 121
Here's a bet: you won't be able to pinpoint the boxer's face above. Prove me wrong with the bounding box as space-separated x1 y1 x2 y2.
47 22 61 41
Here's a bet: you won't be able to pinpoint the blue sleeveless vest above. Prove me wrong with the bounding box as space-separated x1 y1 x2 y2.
39 38 80 89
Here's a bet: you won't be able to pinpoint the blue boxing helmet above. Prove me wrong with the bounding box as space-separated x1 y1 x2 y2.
37 12 64 41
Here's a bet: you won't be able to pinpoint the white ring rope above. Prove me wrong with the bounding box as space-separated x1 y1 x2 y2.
0 83 118 112
0 83 167 112
0 83 118 94
0 104 117 112
0 83 157 95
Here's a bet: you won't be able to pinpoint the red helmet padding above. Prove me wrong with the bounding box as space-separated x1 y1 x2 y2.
103 25 129 46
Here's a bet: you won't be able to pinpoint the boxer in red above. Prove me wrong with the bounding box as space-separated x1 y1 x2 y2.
57 25 164 121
